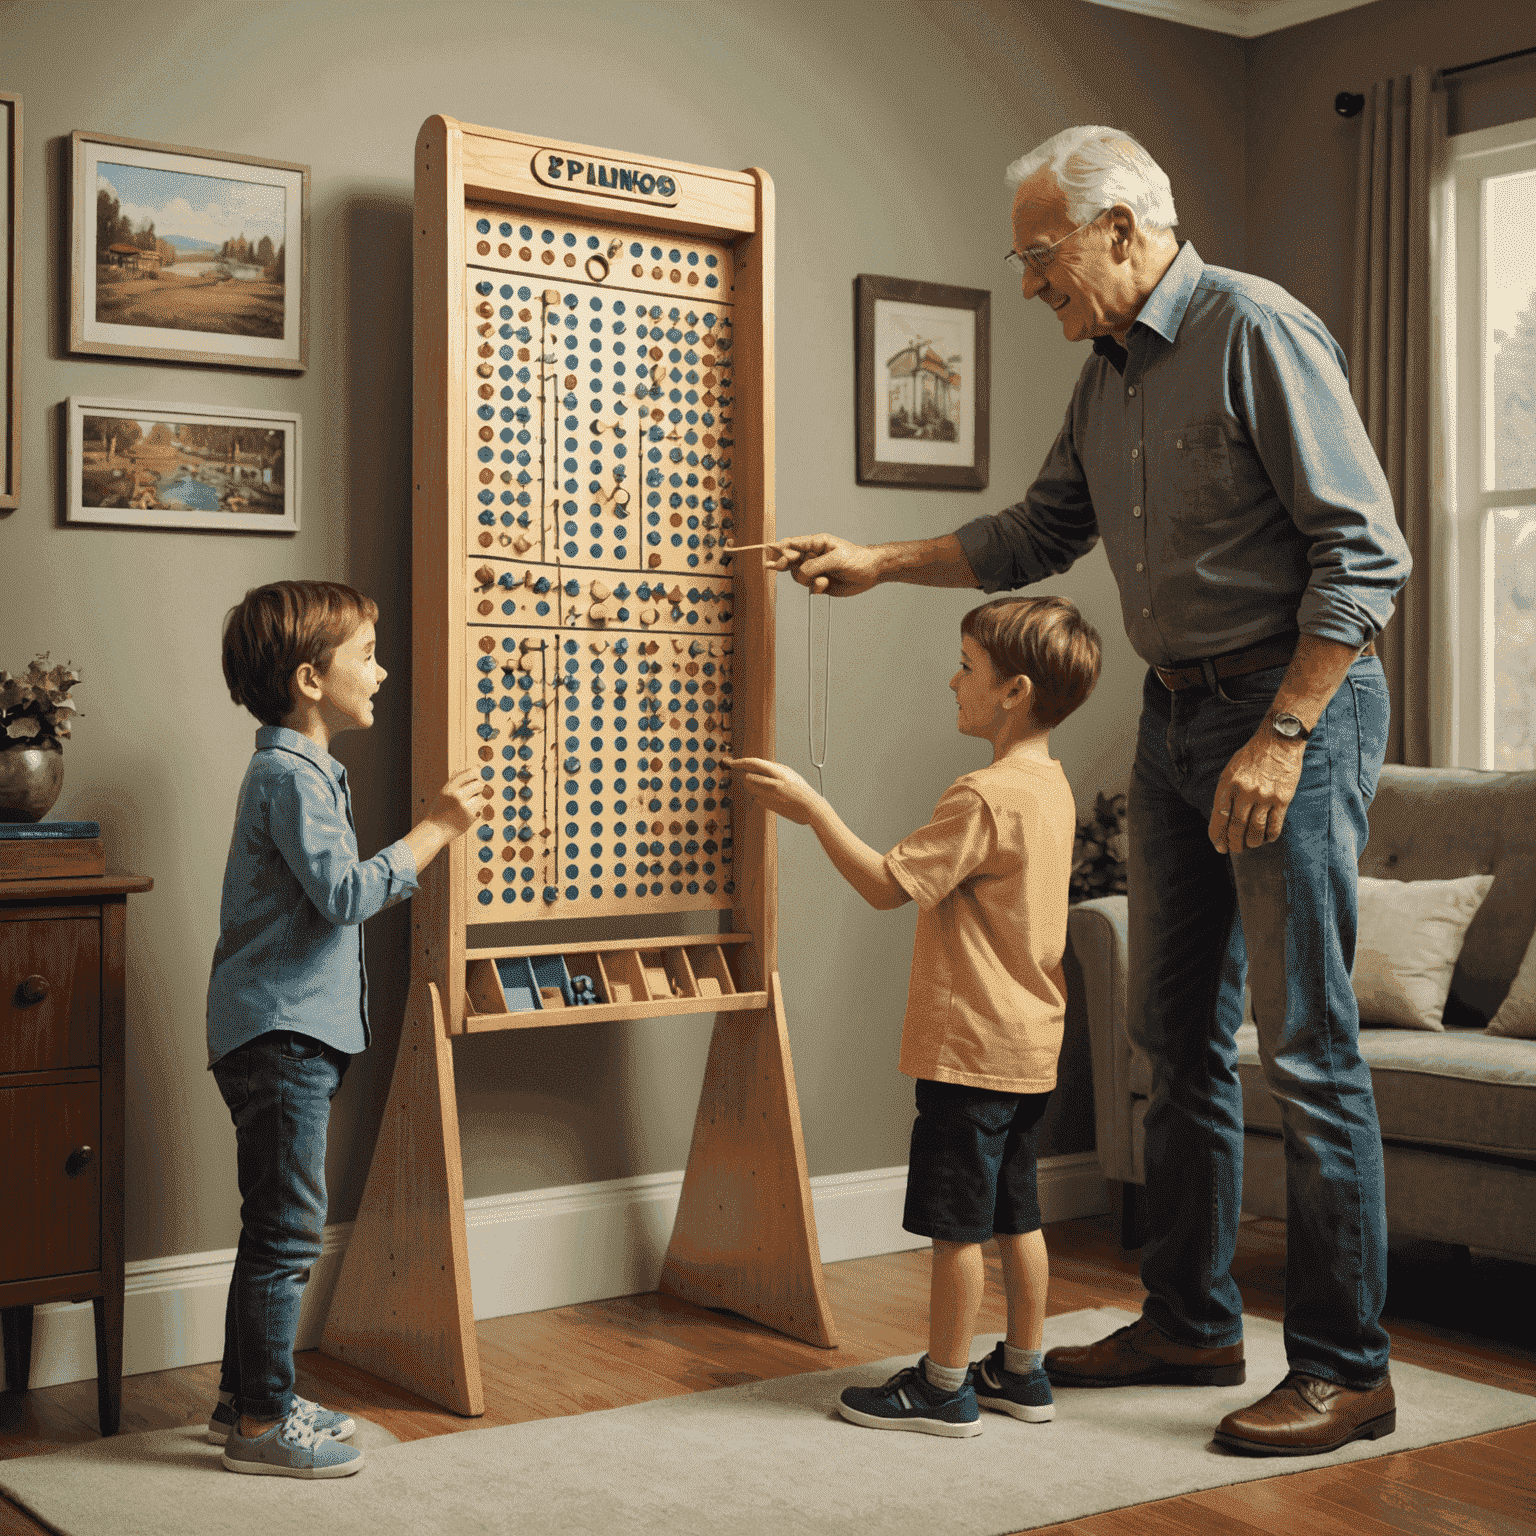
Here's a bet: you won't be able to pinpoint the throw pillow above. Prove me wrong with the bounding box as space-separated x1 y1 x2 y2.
1353 873 1494 1030
1486 922 1536 1039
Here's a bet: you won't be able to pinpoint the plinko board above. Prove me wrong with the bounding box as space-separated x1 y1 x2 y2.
320 118 836 1418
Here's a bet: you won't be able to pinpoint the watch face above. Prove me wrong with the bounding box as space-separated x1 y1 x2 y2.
1273 713 1304 738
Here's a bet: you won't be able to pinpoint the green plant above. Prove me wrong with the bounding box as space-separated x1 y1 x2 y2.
1070 790 1128 903
1 654 83 748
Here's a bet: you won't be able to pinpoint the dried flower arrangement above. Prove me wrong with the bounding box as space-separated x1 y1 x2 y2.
1071 790 1128 903
1 655 84 748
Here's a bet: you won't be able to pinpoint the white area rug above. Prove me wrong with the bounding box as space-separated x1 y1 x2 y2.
3 1308 1532 1536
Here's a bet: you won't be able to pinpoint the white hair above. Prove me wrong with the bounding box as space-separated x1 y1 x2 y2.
1005 126 1178 233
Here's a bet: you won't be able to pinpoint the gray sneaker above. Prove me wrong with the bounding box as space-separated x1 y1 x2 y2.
208 1393 357 1445
221 1404 366 1478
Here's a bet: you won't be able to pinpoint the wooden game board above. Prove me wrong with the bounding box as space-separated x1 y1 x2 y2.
320 118 836 1416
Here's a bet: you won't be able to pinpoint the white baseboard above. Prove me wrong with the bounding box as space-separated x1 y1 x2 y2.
10 1153 1106 1393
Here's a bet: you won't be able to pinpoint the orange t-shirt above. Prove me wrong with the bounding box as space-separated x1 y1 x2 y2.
884 758 1077 1093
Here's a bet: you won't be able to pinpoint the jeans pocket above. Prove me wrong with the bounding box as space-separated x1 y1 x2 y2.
1349 670 1390 802
1214 662 1289 708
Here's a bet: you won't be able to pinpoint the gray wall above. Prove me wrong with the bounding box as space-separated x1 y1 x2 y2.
14 0 1501 1268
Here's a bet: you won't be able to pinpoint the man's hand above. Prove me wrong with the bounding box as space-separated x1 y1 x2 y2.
1208 730 1307 852
724 756 825 825
431 766 486 837
766 534 882 596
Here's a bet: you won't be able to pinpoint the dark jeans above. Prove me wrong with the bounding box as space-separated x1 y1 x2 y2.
1128 657 1391 1387
211 1030 347 1420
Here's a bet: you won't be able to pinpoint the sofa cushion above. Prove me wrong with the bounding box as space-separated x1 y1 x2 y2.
1354 873 1494 1029
1488 924 1536 1039
1360 765 1536 1024
1236 1021 1536 1161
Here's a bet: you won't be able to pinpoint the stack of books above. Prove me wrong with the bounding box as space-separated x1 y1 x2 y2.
0 821 105 880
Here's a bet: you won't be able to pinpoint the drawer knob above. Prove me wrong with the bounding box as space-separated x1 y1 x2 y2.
66 1145 94 1177
19 973 49 1003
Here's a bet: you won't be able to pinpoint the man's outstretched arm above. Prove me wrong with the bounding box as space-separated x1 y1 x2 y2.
763 532 979 595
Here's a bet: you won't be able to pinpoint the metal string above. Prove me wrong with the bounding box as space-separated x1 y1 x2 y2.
807 587 830 794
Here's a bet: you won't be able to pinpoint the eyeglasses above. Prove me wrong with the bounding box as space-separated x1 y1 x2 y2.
1004 210 1106 280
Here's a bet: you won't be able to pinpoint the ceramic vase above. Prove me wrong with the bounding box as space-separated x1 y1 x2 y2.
0 742 65 822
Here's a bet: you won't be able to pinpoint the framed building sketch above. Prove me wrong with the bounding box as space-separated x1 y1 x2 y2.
70 131 308 372
2 93 20 510
65 396 300 533
855 273 989 490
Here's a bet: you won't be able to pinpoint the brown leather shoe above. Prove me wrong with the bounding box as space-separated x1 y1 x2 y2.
1045 1315 1246 1388
1214 1371 1396 1455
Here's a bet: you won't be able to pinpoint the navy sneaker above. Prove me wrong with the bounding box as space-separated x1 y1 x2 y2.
972 1342 1055 1422
837 1359 982 1438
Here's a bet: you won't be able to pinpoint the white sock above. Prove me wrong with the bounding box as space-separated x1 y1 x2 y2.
923 1355 969 1393
1005 1344 1044 1375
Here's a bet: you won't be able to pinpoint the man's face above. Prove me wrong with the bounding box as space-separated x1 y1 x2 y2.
1009 170 1127 343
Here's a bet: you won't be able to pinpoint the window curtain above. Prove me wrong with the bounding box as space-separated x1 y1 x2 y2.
1348 65 1448 767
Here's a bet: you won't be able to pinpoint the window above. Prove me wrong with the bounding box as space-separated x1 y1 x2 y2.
1442 117 1536 769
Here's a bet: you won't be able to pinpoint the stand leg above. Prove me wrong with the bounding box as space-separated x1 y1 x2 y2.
92 1291 121 1436
660 972 838 1347
2 1305 33 1395
320 979 483 1415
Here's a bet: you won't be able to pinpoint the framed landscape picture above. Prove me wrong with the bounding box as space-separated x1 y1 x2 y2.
855 273 989 490
65 396 300 533
70 131 308 371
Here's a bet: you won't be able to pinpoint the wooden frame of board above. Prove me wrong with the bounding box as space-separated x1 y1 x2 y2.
320 116 836 1417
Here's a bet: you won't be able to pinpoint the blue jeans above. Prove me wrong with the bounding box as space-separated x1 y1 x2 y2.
212 1030 347 1420
1127 656 1391 1387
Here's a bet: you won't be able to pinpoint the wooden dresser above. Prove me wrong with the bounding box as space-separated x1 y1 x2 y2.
0 873 151 1435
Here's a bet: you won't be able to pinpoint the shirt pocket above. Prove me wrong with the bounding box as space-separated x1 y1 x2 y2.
1159 422 1234 524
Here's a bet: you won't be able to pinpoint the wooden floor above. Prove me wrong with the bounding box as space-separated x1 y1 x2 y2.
2 1213 1533 1534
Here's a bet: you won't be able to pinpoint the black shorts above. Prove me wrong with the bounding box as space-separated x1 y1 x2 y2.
901 1078 1052 1244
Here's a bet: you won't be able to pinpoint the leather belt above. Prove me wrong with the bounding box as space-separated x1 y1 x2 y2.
1154 635 1375 692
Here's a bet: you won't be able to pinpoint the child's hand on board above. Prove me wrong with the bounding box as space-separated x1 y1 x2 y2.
432 767 486 836
724 757 823 826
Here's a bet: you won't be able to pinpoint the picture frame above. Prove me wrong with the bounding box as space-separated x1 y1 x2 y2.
855 273 989 491
65 395 300 534
70 131 308 372
1 93 20 511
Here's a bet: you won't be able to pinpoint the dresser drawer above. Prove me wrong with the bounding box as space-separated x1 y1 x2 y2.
0 916 101 1072
0 1079 101 1283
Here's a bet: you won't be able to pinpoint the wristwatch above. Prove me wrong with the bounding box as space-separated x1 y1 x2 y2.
1271 711 1312 741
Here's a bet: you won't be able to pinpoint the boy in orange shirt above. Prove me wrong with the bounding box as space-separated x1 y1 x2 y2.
731 595 1100 1437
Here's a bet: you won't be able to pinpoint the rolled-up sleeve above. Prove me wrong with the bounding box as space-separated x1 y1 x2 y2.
265 766 418 925
1233 302 1412 647
956 397 1101 594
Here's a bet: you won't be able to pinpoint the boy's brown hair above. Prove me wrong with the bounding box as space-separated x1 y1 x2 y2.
222 581 379 728
961 595 1101 727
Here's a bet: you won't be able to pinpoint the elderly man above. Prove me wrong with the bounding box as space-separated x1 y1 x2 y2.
774 125 1410 1455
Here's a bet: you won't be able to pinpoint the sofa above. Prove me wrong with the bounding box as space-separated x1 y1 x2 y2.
1070 763 1536 1263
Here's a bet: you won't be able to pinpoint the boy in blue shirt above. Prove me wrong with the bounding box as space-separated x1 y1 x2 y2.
732 595 1099 1437
206 580 482 1478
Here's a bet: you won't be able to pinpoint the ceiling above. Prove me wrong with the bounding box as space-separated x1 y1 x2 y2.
1080 0 1381 39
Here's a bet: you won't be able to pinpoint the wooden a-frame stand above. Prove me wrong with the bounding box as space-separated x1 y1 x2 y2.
321 118 836 1415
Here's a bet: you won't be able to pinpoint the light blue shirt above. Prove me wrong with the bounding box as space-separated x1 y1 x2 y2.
957 242 1411 666
206 726 418 1066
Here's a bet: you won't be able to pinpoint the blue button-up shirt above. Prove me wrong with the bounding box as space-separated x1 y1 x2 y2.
206 726 418 1066
957 243 1411 666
